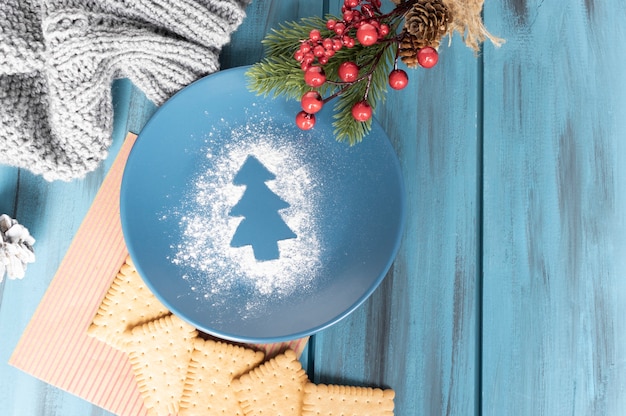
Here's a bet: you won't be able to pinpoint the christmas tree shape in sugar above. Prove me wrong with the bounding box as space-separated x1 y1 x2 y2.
229 155 296 261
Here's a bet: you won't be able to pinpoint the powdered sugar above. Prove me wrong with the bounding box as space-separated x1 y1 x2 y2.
169 118 321 314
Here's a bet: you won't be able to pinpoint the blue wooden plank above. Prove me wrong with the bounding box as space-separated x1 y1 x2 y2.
311 16 482 416
113 79 157 138
482 0 626 414
220 0 327 69
0 166 18 217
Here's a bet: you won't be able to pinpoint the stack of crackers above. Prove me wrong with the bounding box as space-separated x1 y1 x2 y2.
88 256 395 416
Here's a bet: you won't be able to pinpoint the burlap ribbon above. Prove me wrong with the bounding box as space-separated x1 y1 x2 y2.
392 0 503 50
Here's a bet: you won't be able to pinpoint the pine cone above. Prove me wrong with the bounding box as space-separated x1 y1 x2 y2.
404 0 452 48
0 214 35 281
397 31 422 68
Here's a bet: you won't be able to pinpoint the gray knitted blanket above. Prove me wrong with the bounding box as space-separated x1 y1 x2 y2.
0 0 249 181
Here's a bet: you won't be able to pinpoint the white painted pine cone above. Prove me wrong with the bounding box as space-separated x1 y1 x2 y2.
0 214 36 281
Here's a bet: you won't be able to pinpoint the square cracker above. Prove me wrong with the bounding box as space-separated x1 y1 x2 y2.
126 314 198 416
87 255 170 350
179 338 265 416
302 383 395 416
232 349 308 416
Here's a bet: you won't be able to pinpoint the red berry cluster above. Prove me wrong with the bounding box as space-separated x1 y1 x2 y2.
294 0 438 131
342 0 389 47
294 29 343 72
293 0 388 72
295 1 390 130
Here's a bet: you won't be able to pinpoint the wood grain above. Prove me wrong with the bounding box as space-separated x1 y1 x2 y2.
220 0 327 69
481 0 626 414
312 2 482 415
2 0 626 415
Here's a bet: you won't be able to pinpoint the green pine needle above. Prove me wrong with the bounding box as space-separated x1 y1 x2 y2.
246 14 399 144
246 58 308 100
331 42 395 144
262 17 331 56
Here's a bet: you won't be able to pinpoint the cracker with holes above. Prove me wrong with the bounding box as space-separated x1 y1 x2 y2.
126 314 198 416
87 255 170 350
302 383 395 416
232 349 309 416
179 338 265 416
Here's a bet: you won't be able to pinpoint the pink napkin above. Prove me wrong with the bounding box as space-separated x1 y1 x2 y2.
10 133 308 416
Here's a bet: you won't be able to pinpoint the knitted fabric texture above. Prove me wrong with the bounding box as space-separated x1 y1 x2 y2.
0 0 250 181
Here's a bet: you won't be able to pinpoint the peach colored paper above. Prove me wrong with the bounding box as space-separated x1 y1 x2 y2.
9 133 308 416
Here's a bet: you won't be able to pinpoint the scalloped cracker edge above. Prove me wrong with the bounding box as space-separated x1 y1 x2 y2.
179 338 265 416
302 383 395 416
232 349 309 416
87 255 170 350
126 314 198 416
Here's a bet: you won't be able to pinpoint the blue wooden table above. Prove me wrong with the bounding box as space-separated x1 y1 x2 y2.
2 1 626 415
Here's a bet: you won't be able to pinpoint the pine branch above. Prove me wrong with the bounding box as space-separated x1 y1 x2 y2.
244 0 495 144
262 17 332 56
331 42 396 144
246 17 336 101
246 58 308 100
246 6 413 144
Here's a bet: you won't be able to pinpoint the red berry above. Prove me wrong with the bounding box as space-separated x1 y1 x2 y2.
379 24 390 37
326 19 337 30
322 38 333 50
338 61 359 82
313 45 325 57
304 66 326 87
342 35 355 48
417 47 439 68
294 50 304 62
300 54 314 71
356 23 378 46
351 100 372 122
388 69 409 90
296 111 316 130
309 29 321 41
344 0 360 8
301 91 324 114
334 22 346 35
361 4 374 17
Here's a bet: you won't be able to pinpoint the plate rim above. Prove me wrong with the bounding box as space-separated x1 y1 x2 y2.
120 65 406 343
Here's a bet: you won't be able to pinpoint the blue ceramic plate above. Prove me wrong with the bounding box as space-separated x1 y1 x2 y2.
120 66 405 343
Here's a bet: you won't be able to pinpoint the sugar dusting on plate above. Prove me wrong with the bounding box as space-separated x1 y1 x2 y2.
166 117 322 316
